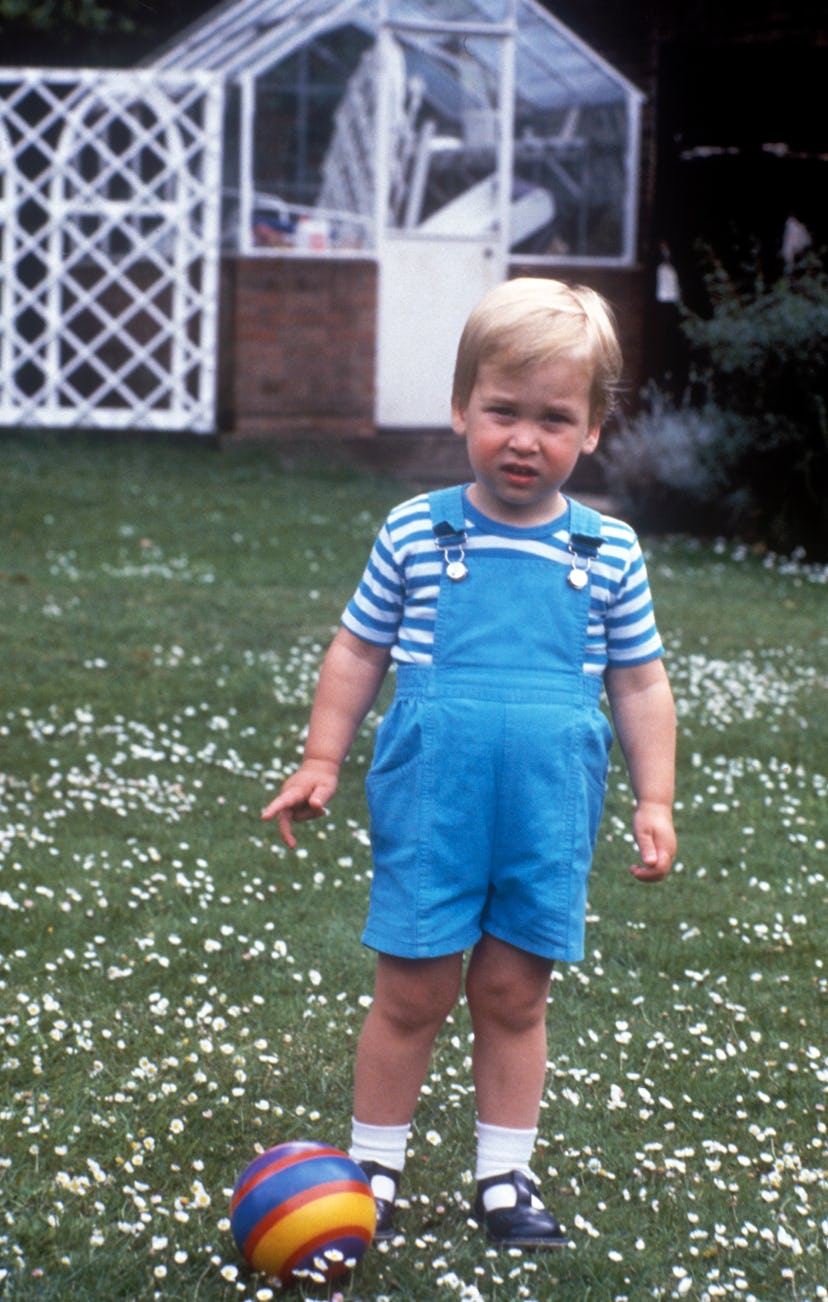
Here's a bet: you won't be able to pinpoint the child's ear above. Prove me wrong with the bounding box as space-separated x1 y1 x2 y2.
582 424 602 455
450 401 467 437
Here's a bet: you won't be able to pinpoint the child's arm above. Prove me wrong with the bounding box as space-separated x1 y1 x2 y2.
262 627 391 849
604 659 677 882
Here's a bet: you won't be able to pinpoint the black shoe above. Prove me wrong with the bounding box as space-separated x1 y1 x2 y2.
359 1161 401 1241
473 1170 568 1249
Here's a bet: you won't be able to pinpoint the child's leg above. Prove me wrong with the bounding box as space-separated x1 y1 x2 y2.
350 950 463 1236
465 933 553 1128
465 934 565 1246
353 951 464 1123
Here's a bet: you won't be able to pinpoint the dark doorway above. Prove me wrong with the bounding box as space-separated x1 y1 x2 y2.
653 40 826 308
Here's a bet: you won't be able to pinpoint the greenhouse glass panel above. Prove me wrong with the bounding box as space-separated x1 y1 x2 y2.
515 4 622 108
511 96 631 258
244 23 376 251
384 30 506 233
510 5 633 258
254 27 371 206
385 0 513 22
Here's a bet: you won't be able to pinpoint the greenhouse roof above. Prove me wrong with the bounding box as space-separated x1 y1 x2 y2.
150 0 640 111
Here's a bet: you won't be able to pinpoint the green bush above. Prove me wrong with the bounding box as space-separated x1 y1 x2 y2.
603 254 828 557
681 252 828 555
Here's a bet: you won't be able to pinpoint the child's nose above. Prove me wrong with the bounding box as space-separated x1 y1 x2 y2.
507 421 539 450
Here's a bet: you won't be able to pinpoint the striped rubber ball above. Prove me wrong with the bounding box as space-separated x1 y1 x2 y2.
230 1141 376 1285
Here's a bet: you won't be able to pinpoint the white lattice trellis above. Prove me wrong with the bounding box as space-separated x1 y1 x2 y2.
0 69 223 433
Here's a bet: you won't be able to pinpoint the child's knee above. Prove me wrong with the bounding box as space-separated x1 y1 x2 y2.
374 954 462 1035
466 943 552 1030
470 981 547 1033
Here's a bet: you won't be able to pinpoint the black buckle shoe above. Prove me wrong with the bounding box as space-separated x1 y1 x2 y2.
473 1170 568 1248
359 1161 401 1241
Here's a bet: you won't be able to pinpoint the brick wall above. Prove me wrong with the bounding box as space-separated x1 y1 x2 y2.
218 256 377 437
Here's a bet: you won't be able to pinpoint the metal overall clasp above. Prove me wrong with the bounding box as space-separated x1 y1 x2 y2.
567 532 603 591
433 519 469 581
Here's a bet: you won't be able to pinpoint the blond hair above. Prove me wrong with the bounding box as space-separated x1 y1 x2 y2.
452 277 623 424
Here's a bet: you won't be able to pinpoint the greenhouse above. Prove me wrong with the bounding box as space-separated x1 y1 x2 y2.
152 0 642 265
151 0 643 429
0 0 644 436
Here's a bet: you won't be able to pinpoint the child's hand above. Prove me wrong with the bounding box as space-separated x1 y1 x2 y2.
629 801 676 882
261 761 339 850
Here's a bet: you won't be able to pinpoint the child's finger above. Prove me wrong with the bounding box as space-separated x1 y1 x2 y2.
629 834 673 881
628 859 669 881
261 790 296 821
264 786 331 849
628 828 671 881
291 792 329 823
276 807 298 850
261 781 315 822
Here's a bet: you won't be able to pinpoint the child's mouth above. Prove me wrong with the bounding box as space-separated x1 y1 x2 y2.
502 463 538 482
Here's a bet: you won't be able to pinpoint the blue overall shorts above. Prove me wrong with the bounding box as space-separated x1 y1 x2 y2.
362 488 614 963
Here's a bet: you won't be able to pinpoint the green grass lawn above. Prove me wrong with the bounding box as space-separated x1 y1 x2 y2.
1 431 826 1302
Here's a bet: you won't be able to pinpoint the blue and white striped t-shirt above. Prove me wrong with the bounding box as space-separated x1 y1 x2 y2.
342 490 663 676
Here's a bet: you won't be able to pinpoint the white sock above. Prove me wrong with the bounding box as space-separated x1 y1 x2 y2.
475 1121 538 1211
349 1119 409 1202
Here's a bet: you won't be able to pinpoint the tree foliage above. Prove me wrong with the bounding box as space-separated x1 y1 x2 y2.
682 252 828 555
0 0 140 34
0 0 211 61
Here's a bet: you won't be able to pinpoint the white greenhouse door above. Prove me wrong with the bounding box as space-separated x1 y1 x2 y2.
376 236 503 428
374 22 514 429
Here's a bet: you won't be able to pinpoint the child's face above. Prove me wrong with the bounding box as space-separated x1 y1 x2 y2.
451 355 601 526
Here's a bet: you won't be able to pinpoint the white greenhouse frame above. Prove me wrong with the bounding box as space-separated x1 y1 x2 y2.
0 68 224 433
151 0 644 269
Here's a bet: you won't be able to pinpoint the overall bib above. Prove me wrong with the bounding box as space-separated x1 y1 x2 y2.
363 487 614 962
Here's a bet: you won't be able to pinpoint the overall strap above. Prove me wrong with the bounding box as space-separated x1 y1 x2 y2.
428 485 466 540
567 497 604 559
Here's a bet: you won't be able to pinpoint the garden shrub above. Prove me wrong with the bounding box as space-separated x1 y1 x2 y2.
599 389 727 535
604 253 828 556
682 252 828 554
